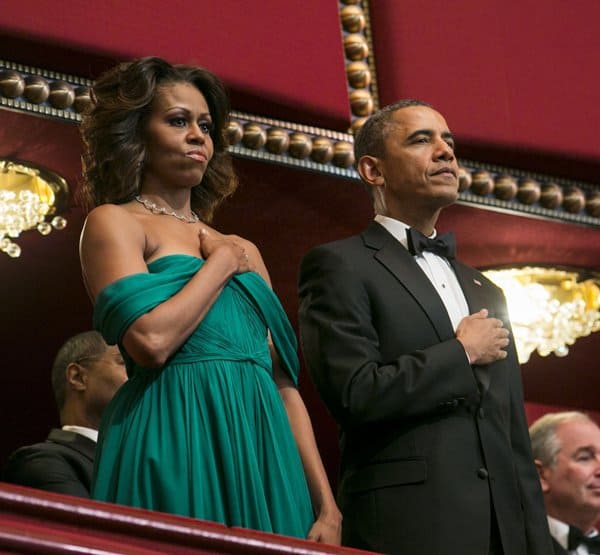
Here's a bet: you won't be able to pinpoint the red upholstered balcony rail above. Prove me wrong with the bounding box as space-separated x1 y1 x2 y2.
0 483 372 555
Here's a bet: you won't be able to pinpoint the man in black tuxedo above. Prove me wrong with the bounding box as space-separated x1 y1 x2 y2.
3 331 127 497
530 412 600 554
298 100 553 554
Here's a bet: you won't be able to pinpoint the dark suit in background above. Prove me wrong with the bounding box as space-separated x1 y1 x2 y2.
2 331 126 499
3 428 95 497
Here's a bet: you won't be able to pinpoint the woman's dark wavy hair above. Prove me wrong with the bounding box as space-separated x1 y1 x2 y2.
80 56 237 222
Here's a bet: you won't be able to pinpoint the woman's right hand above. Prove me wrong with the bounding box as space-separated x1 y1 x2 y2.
198 228 252 274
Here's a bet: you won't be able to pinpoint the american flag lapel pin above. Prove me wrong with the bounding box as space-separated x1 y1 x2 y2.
473 279 482 286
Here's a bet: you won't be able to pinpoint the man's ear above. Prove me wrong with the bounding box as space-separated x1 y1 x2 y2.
357 155 385 187
66 362 87 393
534 459 551 493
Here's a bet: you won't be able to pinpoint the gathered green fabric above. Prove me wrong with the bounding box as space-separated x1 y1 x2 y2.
92 254 313 537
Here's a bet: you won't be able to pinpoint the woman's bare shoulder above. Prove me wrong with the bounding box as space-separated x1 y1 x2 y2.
85 202 138 223
80 203 148 299
82 203 143 240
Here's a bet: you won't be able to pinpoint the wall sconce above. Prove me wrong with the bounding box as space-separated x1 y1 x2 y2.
483 267 600 364
0 158 69 258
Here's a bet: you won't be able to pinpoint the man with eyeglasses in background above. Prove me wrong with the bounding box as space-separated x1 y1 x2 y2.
2 330 127 497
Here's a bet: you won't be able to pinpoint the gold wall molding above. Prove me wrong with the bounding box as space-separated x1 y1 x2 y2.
1 59 599 228
456 160 600 227
339 0 379 133
0 60 91 122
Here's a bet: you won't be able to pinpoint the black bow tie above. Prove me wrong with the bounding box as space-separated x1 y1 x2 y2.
406 228 456 259
568 525 600 553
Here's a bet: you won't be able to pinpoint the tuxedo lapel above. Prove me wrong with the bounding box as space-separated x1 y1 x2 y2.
452 260 511 326
451 259 490 314
362 222 455 342
451 259 502 392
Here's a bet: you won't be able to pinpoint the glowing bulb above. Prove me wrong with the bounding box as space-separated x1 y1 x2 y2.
6 242 21 258
37 222 52 235
51 216 67 230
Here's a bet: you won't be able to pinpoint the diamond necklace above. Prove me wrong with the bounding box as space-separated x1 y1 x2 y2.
135 195 200 224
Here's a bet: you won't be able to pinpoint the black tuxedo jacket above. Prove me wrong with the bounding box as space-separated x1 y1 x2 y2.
298 222 553 555
2 428 95 497
552 537 568 555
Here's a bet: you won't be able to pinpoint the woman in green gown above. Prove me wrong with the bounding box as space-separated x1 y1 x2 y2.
79 57 341 544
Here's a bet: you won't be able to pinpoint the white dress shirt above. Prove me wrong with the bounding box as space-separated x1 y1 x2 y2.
374 215 470 331
62 425 98 443
548 515 599 555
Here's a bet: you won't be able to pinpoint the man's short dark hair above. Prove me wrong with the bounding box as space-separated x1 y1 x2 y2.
51 331 108 409
354 99 433 162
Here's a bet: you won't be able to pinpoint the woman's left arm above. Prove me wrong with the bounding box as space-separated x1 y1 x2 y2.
248 242 341 543
273 353 342 545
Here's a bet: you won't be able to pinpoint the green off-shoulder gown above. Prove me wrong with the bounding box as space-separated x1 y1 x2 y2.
92 254 314 538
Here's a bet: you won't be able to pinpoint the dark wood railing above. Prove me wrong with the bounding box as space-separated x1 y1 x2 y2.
0 482 374 554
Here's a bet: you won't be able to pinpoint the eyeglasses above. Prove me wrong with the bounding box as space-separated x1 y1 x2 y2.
74 354 125 366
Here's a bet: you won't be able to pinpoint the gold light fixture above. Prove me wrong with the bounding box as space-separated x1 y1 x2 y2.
483 267 600 364
0 158 69 258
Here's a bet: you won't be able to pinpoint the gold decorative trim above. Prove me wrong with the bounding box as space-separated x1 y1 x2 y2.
338 0 379 133
226 111 356 178
360 0 380 111
0 59 91 122
456 160 600 227
1 60 599 227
